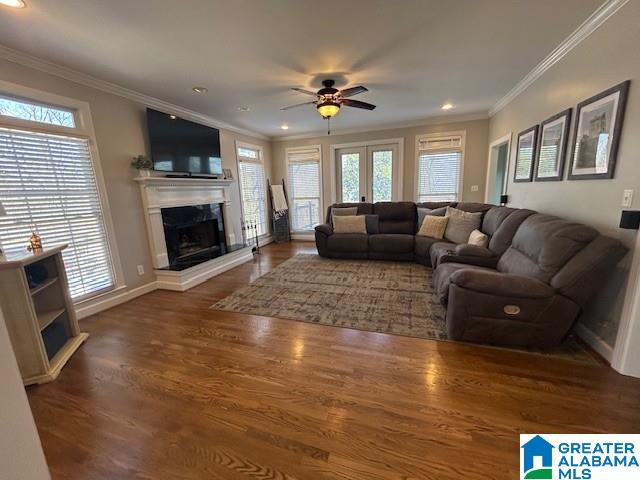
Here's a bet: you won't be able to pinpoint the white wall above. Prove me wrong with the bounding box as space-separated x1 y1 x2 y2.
0 308 51 480
488 0 640 353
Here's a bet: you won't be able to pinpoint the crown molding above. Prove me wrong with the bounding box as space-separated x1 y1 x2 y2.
272 112 488 142
0 44 269 140
488 0 629 117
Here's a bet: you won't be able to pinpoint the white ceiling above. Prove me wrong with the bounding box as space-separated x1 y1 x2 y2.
0 0 604 138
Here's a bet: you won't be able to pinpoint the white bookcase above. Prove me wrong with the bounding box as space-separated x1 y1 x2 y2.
0 244 88 385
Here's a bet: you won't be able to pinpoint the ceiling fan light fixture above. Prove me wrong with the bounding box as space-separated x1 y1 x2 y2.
0 0 26 8
317 100 340 119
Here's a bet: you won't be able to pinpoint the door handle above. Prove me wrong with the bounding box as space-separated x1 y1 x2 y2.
361 196 365 202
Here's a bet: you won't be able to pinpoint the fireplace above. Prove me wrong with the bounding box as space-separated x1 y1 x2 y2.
161 203 228 270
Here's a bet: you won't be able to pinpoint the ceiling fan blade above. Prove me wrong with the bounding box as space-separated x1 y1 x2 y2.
340 85 368 97
342 99 376 110
280 100 317 111
291 87 318 97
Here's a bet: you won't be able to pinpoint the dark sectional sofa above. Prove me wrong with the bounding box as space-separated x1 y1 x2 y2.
315 201 627 348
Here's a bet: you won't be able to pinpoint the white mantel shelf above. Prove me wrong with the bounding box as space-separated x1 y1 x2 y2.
134 176 234 187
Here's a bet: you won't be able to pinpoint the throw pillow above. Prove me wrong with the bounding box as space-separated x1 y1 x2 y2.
417 215 449 239
333 215 367 234
468 229 489 248
331 207 358 227
417 207 447 232
444 207 483 244
364 214 379 234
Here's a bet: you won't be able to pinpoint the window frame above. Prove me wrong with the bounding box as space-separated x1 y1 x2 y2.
285 144 323 234
235 140 269 238
0 79 125 303
414 131 466 203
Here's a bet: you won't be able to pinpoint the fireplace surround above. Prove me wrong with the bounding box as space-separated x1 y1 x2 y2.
135 176 253 290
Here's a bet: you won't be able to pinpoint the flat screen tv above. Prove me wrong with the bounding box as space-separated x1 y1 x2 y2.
146 108 222 176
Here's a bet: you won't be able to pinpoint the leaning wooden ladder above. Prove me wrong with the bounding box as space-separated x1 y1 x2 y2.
267 179 291 244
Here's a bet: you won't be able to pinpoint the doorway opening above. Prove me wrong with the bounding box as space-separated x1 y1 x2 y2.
485 134 511 204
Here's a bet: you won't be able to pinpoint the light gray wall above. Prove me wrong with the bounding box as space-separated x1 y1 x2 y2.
0 308 51 480
272 118 489 216
0 58 272 295
488 1 640 347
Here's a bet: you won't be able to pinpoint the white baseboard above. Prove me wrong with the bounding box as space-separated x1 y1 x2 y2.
574 323 614 363
75 281 158 320
291 232 315 241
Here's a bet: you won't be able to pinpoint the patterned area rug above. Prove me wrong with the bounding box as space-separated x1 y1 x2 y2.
212 254 597 364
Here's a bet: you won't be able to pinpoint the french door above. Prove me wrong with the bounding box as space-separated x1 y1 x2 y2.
336 143 399 203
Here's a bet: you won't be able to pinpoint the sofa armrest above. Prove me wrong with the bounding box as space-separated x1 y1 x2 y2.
315 223 333 236
454 244 493 257
449 269 554 299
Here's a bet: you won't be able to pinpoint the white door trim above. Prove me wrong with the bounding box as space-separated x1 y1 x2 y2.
484 133 512 203
329 137 404 204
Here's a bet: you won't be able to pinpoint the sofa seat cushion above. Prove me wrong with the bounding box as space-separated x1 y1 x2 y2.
327 233 368 252
369 234 414 253
414 236 451 260
430 241 457 269
433 262 496 304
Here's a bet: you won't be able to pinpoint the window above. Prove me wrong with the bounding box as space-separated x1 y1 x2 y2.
287 146 322 232
0 127 115 299
416 132 464 202
236 143 268 237
0 95 76 128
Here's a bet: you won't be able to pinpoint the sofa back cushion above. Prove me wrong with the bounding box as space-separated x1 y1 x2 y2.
454 202 494 214
497 214 598 283
373 201 417 234
325 203 373 224
485 208 536 256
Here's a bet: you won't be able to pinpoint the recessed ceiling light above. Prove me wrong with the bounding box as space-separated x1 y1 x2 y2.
441 103 454 110
192 87 208 94
238 106 250 112
0 0 26 8
280 124 289 130
169 114 177 120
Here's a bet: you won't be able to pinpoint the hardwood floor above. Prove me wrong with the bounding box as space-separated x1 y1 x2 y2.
27 242 640 479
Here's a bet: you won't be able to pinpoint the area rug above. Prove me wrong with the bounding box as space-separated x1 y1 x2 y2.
211 254 597 364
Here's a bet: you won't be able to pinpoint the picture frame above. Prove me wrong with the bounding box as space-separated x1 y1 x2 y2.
222 168 233 180
534 108 572 182
568 80 629 180
514 125 538 183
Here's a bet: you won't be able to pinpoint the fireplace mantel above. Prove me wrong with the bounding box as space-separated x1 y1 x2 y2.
135 175 238 269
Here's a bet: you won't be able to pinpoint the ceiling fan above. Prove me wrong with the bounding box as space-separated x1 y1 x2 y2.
281 79 376 133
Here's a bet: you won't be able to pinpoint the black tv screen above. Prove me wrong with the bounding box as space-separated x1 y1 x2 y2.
147 108 222 175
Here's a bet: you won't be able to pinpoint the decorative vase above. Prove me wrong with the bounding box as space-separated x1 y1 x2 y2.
138 169 152 178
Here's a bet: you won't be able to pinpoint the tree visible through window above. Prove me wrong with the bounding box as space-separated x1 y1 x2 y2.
372 150 392 202
341 153 360 202
0 96 75 128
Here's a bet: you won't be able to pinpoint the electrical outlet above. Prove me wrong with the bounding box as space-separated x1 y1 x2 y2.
622 189 634 208
471 185 479 192
137 265 145 276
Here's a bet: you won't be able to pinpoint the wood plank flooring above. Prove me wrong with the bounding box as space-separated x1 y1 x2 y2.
27 242 640 479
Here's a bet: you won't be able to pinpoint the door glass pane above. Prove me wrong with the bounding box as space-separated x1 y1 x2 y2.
341 153 360 202
372 150 393 202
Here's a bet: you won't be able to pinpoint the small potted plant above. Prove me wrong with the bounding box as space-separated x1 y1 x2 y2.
131 155 152 177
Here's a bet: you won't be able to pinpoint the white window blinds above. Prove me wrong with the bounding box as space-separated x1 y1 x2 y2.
0 126 115 299
287 147 321 232
237 146 267 237
416 134 463 203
